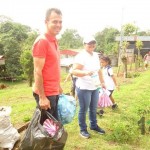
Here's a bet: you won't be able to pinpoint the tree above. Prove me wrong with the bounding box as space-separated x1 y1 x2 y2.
95 27 119 54
59 29 83 50
136 40 143 68
0 18 33 79
20 50 33 86
20 31 38 86
123 23 138 36
120 41 129 78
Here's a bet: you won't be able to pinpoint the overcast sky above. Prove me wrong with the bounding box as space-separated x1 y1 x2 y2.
0 0 150 37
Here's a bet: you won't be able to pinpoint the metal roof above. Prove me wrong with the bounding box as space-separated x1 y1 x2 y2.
115 36 150 41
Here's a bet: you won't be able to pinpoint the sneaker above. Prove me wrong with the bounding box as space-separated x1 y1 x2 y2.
80 130 90 139
112 104 118 110
90 126 105 134
97 110 104 116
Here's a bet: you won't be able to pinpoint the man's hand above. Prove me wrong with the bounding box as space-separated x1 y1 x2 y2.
39 97 51 110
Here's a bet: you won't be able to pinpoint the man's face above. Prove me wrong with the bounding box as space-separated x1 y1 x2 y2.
45 11 62 36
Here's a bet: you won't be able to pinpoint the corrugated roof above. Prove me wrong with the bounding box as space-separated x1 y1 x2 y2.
60 50 78 56
116 36 150 41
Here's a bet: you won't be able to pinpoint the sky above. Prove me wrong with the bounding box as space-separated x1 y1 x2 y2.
0 0 150 38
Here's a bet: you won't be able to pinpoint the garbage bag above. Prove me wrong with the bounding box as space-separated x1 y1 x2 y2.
19 108 68 150
0 106 20 150
57 94 76 125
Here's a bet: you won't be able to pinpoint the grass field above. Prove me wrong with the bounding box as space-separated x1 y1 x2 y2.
0 68 150 150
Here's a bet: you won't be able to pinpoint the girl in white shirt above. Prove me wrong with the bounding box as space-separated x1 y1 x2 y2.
98 56 119 116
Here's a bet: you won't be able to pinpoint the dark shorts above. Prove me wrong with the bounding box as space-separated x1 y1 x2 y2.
71 77 77 96
108 90 114 97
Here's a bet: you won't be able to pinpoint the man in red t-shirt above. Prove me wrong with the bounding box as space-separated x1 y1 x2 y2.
32 8 63 119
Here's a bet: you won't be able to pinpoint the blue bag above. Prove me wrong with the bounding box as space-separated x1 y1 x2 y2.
57 94 76 125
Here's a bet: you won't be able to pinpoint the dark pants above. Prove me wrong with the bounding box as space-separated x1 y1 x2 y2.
33 92 59 120
71 77 77 97
108 90 114 97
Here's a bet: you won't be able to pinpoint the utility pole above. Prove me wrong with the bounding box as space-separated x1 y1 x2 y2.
118 8 124 66
117 8 124 76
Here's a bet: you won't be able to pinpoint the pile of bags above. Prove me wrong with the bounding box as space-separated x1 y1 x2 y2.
0 106 20 150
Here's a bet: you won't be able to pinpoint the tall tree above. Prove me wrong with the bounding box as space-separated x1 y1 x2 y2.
20 31 38 86
121 41 129 78
59 29 83 50
136 40 143 59
123 23 138 36
136 40 143 68
0 18 33 79
95 27 119 54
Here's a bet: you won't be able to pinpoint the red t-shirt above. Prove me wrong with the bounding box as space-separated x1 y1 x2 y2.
32 33 60 96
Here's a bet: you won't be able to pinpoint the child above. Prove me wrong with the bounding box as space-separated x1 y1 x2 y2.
143 51 150 70
98 56 119 116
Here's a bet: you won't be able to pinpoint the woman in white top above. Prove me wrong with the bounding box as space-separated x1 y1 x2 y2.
72 36 105 139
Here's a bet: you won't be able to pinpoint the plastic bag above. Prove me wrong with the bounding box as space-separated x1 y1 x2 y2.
0 106 20 150
57 94 76 125
19 108 68 150
98 89 113 108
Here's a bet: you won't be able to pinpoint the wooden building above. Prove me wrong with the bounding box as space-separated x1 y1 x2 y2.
116 36 150 57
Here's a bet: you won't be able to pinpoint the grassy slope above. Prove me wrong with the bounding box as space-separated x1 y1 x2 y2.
0 69 150 150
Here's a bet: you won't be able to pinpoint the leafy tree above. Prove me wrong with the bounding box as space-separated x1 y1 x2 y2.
20 31 38 86
95 27 119 54
59 29 83 49
136 40 143 68
136 40 143 59
20 50 33 86
123 23 138 36
0 17 33 79
120 41 129 78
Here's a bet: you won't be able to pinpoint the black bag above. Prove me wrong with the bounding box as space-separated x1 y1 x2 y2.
19 108 68 150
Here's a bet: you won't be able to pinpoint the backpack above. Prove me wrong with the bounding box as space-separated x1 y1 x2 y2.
107 66 111 76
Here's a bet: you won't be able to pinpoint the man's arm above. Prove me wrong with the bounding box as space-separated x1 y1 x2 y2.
33 57 50 110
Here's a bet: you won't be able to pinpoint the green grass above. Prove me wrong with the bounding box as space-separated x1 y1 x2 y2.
0 69 150 150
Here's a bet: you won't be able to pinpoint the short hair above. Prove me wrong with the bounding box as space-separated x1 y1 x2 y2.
45 8 62 21
100 56 111 65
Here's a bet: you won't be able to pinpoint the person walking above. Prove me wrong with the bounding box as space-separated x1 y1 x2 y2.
32 8 63 119
143 51 150 70
72 36 105 139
